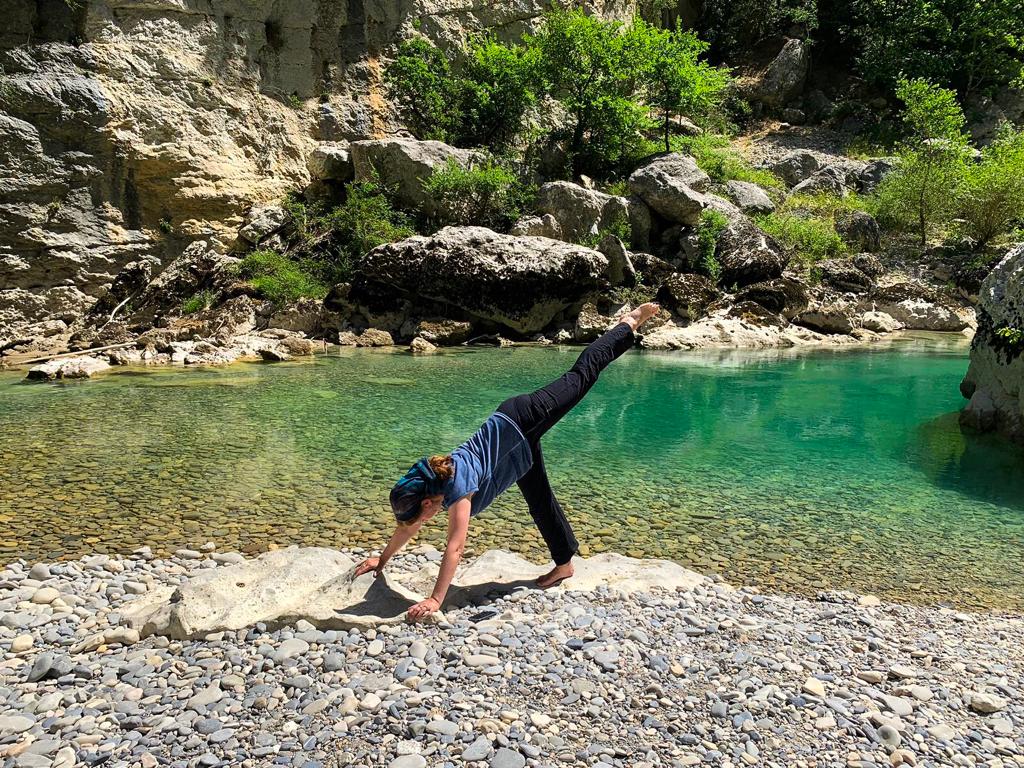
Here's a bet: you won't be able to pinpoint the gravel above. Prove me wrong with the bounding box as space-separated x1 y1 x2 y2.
0 545 1020 768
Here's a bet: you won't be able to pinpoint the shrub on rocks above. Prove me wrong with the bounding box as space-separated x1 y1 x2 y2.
422 158 532 232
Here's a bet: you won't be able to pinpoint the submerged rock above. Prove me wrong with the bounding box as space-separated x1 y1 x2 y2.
26 355 111 381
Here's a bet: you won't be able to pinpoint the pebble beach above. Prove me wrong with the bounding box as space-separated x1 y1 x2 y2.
0 545 1021 768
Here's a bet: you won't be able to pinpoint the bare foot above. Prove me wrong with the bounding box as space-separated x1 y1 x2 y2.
622 302 660 332
536 562 574 589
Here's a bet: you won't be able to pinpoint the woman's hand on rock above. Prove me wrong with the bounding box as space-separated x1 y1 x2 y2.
407 597 440 622
354 557 381 577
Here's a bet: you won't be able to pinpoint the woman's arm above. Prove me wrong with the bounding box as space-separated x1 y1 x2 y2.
354 519 422 576
407 497 471 620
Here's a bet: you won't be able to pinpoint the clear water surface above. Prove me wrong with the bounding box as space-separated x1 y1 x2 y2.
1 334 1021 610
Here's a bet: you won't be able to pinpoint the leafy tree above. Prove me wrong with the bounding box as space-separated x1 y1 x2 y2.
698 0 819 57
386 38 458 142
959 127 1024 247
457 36 541 152
642 21 731 152
843 0 1024 98
527 8 653 177
387 36 538 153
875 78 969 245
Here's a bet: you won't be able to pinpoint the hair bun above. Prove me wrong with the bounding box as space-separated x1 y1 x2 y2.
428 454 454 483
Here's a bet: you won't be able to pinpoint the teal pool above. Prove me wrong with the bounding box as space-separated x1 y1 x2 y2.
1 334 1021 609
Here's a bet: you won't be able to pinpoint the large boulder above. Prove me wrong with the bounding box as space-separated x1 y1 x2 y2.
128 241 238 326
725 180 775 215
791 165 847 197
360 227 608 334
349 139 482 215
704 199 789 287
751 39 809 109
655 272 719 321
628 153 710 226
836 212 882 253
857 158 899 194
26 354 111 381
307 143 353 182
734 277 810 320
535 181 651 250
960 245 1024 444
819 259 875 294
797 298 859 335
771 151 820 188
863 283 974 331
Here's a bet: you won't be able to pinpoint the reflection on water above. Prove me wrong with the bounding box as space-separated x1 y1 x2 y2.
0 334 1021 610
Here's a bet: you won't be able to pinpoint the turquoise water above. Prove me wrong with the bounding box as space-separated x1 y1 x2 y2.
1 335 1022 609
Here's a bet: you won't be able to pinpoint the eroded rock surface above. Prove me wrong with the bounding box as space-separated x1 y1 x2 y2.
960 244 1024 444
360 227 608 334
121 547 704 639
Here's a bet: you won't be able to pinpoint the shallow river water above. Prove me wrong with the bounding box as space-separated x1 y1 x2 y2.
1 334 1022 610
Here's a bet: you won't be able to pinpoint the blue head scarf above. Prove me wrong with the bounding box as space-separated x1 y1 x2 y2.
390 457 446 522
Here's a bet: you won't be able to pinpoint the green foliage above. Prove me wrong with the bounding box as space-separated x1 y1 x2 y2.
756 212 846 266
284 182 415 284
843 0 1024 98
875 78 970 245
422 158 533 231
578 210 633 250
237 250 328 306
528 8 654 177
288 93 303 110
158 217 173 235
699 0 818 57
781 192 875 219
696 209 729 281
387 36 538 152
958 127 1024 247
672 135 784 189
642 20 731 152
996 326 1024 350
181 289 218 315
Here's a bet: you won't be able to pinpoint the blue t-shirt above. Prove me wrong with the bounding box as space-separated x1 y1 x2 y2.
443 411 533 516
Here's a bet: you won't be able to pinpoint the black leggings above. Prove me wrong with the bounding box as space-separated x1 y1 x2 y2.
497 322 636 565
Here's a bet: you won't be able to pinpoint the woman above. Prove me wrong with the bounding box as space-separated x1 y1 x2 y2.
354 302 661 621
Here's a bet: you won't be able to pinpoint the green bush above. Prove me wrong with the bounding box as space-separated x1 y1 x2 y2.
422 158 532 231
181 289 218 315
875 78 970 245
672 135 783 189
756 212 846 266
283 182 415 284
237 250 328 306
959 127 1024 247
698 0 818 58
696 208 729 281
386 38 459 142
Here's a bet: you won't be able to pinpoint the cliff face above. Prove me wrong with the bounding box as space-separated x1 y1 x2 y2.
0 0 640 333
960 244 1024 446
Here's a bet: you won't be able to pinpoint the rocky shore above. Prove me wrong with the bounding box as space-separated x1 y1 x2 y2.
0 546 1020 768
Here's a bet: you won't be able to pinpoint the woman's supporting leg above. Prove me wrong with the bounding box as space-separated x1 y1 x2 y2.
516 442 578 566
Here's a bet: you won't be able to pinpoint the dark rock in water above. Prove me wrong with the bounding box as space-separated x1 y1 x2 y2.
735 278 810 320
28 652 73 683
259 347 291 362
836 211 882 253
820 259 875 293
656 273 719 321
415 319 472 346
361 227 608 335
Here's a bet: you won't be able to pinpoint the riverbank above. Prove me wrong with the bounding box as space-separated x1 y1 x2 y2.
0 545 1020 768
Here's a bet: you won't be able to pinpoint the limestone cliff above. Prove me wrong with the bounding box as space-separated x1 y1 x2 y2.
960 244 1024 446
0 0 639 333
